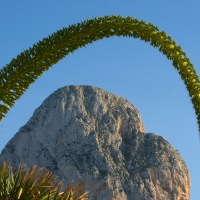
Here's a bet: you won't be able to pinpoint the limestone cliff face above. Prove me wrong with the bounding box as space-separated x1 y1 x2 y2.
0 85 190 200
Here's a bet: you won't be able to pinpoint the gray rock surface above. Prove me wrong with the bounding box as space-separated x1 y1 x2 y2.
0 85 190 200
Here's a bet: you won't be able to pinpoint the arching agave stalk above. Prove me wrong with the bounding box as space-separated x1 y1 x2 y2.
0 16 199 132
0 162 89 200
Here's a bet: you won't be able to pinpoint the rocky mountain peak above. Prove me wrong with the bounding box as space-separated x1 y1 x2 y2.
0 85 190 200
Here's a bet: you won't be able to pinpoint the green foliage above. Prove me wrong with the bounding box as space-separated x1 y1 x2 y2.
0 162 89 200
0 15 199 131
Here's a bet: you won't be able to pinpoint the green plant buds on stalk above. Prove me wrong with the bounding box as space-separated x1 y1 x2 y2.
0 15 199 133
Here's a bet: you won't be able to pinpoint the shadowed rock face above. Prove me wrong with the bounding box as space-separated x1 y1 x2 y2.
0 85 190 200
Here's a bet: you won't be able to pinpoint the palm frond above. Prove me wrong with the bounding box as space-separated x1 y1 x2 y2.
0 162 89 200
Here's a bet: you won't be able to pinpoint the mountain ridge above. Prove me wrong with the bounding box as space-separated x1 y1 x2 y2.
0 85 190 200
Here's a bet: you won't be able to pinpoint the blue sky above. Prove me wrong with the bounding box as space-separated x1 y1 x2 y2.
0 1 200 199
